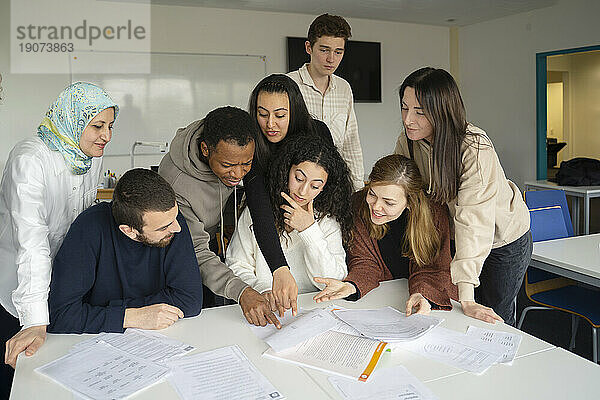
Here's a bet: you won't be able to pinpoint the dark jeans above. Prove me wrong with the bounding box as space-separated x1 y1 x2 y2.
475 230 533 326
0 306 21 400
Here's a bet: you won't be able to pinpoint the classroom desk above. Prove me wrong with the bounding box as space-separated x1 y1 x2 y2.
531 233 600 288
10 279 595 400
425 347 600 400
524 180 600 235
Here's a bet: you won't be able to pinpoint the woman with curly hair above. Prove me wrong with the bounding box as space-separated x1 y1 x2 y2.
314 154 458 316
226 135 353 297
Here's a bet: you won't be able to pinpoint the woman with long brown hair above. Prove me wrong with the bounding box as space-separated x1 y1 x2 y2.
394 67 531 325
313 154 457 315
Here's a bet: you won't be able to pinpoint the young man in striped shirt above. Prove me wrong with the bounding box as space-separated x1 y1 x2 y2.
288 13 365 190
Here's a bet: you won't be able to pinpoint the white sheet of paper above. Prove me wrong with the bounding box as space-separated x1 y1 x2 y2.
465 326 523 365
71 328 195 365
329 365 438 400
260 307 340 352
397 327 505 375
333 307 443 342
167 345 284 400
37 341 169 400
250 307 362 341
250 308 309 341
263 330 387 381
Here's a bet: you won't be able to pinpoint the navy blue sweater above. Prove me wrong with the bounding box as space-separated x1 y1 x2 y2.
48 202 203 334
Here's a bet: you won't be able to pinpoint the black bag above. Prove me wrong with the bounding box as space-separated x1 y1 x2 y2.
555 157 600 186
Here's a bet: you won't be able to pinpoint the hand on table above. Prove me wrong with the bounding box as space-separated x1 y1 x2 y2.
239 287 281 329
123 303 183 330
460 300 503 324
405 293 431 316
312 277 356 303
271 266 298 318
280 192 315 232
4 325 47 368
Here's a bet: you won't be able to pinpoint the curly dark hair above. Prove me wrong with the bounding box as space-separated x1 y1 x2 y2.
201 106 257 155
267 134 354 247
307 14 352 47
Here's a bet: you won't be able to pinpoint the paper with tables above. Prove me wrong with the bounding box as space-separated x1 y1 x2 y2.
167 345 284 400
36 341 169 400
397 326 505 374
71 328 195 365
263 330 387 381
332 306 443 342
329 365 438 400
465 325 523 365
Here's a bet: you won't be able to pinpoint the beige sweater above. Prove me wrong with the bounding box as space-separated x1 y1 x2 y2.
394 124 530 302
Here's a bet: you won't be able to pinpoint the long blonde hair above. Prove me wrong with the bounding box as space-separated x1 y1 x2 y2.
355 154 440 266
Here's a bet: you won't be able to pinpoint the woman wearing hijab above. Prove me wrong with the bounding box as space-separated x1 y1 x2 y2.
0 82 118 392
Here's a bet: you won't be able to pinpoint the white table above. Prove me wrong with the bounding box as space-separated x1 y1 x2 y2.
10 280 598 400
525 180 600 235
531 233 600 288
425 347 600 400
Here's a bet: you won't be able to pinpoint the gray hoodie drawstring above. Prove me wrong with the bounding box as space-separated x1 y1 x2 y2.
218 184 238 256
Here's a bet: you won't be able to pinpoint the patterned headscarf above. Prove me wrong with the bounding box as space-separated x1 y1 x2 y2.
37 82 119 175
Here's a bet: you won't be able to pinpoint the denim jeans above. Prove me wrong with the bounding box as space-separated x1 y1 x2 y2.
475 231 533 326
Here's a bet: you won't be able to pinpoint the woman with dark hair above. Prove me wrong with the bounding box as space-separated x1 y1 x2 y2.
394 67 531 325
248 74 334 170
226 135 353 297
314 155 457 315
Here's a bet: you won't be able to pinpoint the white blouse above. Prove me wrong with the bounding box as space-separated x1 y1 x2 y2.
0 137 102 328
225 207 347 294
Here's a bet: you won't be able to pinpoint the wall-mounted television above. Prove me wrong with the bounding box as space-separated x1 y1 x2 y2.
286 37 381 103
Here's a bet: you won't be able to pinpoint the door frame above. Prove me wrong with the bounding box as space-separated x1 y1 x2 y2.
536 44 600 179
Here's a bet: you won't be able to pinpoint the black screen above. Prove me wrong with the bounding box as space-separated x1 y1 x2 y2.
286 37 381 103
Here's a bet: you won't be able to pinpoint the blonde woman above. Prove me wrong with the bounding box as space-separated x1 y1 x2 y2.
314 155 457 315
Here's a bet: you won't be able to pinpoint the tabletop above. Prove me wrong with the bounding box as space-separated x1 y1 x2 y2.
524 180 600 195
11 279 596 400
532 233 600 283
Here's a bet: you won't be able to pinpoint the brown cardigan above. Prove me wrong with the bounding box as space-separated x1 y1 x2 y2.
344 201 458 309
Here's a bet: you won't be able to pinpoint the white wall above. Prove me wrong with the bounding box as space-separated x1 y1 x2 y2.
458 0 600 187
0 3 449 178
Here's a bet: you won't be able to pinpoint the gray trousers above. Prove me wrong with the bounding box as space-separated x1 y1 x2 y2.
475 231 533 326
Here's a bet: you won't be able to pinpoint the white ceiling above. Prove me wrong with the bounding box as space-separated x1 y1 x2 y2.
151 0 558 26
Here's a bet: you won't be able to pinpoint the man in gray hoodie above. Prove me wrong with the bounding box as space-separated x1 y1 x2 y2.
159 107 299 328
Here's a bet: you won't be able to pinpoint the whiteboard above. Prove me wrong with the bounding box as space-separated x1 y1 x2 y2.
70 51 266 171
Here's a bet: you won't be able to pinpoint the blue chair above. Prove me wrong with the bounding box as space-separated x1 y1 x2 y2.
518 189 600 363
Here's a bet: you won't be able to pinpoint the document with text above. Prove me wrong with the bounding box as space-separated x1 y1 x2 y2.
329 365 438 400
397 326 505 374
167 345 284 400
71 328 195 365
333 307 443 342
263 330 387 381
36 341 169 400
466 325 523 365
252 307 340 352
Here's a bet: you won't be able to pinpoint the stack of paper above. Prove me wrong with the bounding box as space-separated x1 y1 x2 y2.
167 345 284 400
71 328 195 364
329 365 438 400
36 341 170 400
333 307 443 342
253 308 340 352
263 330 387 381
396 326 507 374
